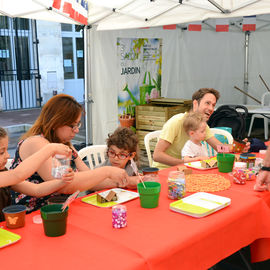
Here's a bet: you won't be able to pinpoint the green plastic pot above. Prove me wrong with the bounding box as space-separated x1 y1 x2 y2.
217 153 235 173
137 181 161 209
41 204 68 237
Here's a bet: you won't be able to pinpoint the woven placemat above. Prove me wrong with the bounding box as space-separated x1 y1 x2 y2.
185 174 231 192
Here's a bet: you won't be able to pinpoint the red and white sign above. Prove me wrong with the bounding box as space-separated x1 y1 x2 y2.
53 0 88 25
242 15 256 31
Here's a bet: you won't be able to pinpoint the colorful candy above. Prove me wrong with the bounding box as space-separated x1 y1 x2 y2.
167 171 186 200
232 168 256 185
112 205 127 228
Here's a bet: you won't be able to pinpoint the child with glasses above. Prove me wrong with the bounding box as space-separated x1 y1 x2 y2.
97 127 140 189
181 112 209 163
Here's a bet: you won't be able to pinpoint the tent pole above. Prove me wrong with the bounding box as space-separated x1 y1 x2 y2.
243 31 250 104
84 26 93 146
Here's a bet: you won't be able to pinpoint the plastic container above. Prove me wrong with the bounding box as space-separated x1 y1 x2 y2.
142 167 159 175
51 155 70 179
217 153 235 173
41 204 68 237
2 205 26 229
112 205 127 228
232 162 247 185
232 139 246 153
240 153 256 169
167 171 186 200
137 182 161 208
143 174 159 182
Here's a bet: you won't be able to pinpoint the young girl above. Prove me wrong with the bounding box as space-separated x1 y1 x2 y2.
181 112 209 163
97 127 140 189
0 127 74 219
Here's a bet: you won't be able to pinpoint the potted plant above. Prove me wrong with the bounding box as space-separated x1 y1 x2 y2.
119 105 135 128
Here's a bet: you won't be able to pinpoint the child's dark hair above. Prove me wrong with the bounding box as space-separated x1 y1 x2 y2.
0 127 7 139
107 127 139 161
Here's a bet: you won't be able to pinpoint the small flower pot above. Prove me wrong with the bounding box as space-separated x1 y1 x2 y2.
119 116 135 128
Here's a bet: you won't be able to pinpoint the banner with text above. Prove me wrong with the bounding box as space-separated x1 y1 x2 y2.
117 38 162 127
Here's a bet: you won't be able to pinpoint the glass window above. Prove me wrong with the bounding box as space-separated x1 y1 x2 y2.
14 36 30 80
0 16 9 29
16 18 29 30
62 37 74 79
61 23 72 32
0 36 13 81
76 38 84 79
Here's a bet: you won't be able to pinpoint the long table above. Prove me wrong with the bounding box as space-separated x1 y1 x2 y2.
2 165 270 270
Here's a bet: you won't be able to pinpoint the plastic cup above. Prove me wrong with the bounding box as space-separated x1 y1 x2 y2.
47 195 68 205
217 153 235 173
2 205 26 229
40 204 68 237
137 182 161 209
142 167 159 175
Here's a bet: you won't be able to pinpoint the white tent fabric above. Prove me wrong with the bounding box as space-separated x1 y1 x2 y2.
87 0 270 30
88 21 270 144
0 0 83 24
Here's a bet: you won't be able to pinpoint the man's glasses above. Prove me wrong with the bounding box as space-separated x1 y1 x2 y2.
69 122 82 131
107 150 131 160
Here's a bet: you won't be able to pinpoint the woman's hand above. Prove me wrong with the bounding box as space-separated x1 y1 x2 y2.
126 175 140 189
61 168 74 183
107 167 129 187
254 170 270 191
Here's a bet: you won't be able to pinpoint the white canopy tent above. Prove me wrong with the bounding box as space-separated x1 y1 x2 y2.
1 0 270 145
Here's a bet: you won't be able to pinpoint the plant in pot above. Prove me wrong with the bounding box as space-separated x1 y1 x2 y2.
119 105 135 128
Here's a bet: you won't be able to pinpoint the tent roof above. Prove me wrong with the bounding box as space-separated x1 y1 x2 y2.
0 0 82 24
87 0 270 30
1 0 270 30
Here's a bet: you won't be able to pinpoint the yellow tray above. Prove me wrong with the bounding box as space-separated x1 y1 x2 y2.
81 188 139 208
170 192 231 218
0 228 21 248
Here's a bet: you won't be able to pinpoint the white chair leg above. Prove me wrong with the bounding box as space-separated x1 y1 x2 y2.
248 116 255 137
264 117 268 140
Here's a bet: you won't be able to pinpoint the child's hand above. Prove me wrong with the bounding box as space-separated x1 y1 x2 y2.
61 168 74 183
50 143 72 157
242 139 250 153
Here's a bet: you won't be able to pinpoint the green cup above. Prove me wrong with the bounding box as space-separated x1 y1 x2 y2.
41 204 68 237
137 182 161 209
217 153 235 173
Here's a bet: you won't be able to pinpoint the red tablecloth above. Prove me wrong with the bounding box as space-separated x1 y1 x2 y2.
1 164 270 269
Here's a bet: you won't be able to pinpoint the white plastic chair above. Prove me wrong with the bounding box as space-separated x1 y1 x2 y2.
248 92 270 140
6 158 13 169
144 130 162 166
78 145 107 170
202 128 234 156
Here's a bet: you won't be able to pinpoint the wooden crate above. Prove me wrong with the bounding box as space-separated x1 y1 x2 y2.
136 103 190 131
136 101 191 150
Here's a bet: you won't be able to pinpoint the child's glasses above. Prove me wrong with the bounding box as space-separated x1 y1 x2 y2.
107 150 131 160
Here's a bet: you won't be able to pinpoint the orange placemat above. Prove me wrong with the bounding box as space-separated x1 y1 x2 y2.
186 174 231 192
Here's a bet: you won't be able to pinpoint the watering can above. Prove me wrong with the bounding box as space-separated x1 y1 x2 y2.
123 84 140 106
139 72 155 104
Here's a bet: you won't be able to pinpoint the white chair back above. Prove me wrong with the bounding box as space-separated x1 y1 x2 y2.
202 128 234 156
144 130 161 166
78 145 107 170
262 92 270 107
248 92 270 140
